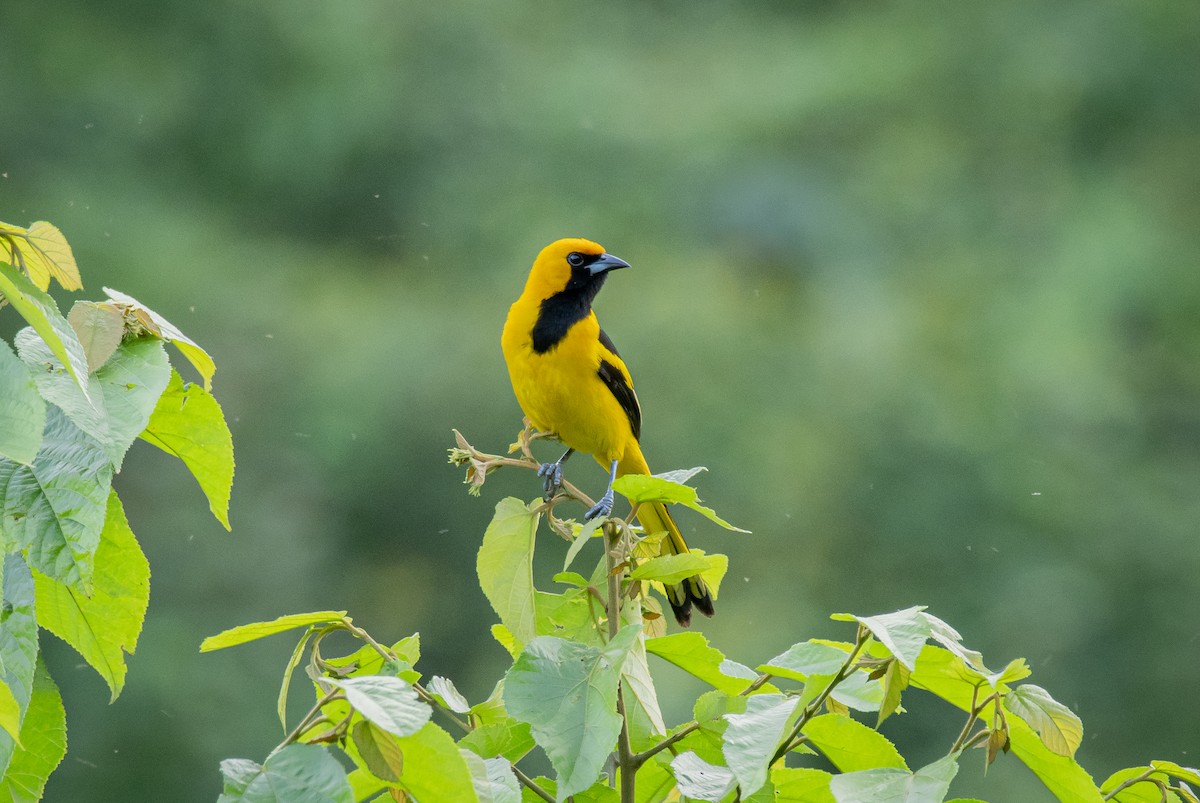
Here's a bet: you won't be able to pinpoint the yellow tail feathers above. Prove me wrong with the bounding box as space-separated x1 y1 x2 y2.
618 445 714 626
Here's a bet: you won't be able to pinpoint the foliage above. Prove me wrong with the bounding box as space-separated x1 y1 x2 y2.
0 219 235 795
206 429 1194 802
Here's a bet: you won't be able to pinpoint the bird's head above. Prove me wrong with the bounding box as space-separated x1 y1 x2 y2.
523 238 630 301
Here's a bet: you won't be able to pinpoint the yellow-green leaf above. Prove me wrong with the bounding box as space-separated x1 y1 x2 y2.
140 370 234 529
104 288 215 390
200 611 347 652
0 222 81 292
32 491 149 701
67 302 125 372
0 658 67 802
1004 684 1084 757
0 263 91 402
477 498 539 646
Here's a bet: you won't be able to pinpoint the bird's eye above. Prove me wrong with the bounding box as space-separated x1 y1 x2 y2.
567 252 585 267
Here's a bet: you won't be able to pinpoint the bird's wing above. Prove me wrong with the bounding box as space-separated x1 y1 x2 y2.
597 328 641 441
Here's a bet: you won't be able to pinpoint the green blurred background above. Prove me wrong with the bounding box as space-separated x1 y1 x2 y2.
3 1 1199 799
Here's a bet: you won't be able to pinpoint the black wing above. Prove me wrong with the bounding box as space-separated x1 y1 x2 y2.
597 328 641 441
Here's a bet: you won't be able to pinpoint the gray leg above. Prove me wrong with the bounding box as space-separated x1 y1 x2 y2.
586 459 619 520
537 448 574 499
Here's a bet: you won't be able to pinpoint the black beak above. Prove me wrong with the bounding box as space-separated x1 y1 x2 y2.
587 253 631 276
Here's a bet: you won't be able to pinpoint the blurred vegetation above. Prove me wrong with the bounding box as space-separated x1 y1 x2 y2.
2 0 1198 799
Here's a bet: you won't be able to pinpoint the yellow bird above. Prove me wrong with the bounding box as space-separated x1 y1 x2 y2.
501 237 714 626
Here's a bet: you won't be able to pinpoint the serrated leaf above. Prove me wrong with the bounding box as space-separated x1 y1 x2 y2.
671 751 736 801
0 658 67 803
393 722 479 802
0 408 112 592
327 676 431 737
200 611 347 652
771 767 836 803
645 632 770 695
67 301 124 372
32 491 149 701
1004 684 1083 757
15 329 166 470
140 369 234 529
0 263 90 401
828 753 959 803
458 720 535 764
104 288 215 390
0 222 80 292
504 629 638 799
722 693 800 796
0 342 43 467
217 744 353 803
611 474 748 532
629 553 721 585
428 675 471 713
0 557 38 779
833 607 930 671
802 713 907 772
351 719 404 782
464 752 521 803
760 640 851 682
477 498 539 646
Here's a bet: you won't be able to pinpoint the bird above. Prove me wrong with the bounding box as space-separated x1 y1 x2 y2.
501 237 714 626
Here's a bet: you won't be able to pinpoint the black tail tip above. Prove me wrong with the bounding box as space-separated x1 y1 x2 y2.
668 582 715 627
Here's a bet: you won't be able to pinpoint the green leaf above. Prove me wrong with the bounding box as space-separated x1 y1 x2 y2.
104 288 216 391
831 607 930 671
464 751 521 803
877 659 910 727
0 658 67 803
1101 767 1184 803
0 263 90 401
31 491 149 701
722 693 800 796
325 676 431 737
200 611 347 652
458 720 535 764
618 615 666 737
771 767 836 803
0 342 43 466
645 632 768 695
392 722 479 803
322 634 420 680
477 498 539 646
217 744 353 803
351 719 404 783
629 553 722 585
612 473 748 532
0 407 113 591
0 556 37 779
14 329 170 468
428 675 471 713
0 684 18 748
802 713 907 772
1151 762 1200 787
828 753 959 803
0 222 81 292
140 369 234 530
277 628 314 732
760 640 853 682
1004 684 1083 757
562 516 604 571
998 699 1103 801
504 629 638 799
67 301 125 372
670 751 735 801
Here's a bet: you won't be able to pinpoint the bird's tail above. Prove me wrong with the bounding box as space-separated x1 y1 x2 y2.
618 445 715 627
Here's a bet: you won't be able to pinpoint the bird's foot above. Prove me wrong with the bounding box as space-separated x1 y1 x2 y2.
585 489 615 520
537 461 565 499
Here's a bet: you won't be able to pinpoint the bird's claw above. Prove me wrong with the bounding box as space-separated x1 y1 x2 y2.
537 461 565 499
585 490 615 520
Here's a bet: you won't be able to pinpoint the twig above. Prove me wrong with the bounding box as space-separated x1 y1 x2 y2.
513 764 556 803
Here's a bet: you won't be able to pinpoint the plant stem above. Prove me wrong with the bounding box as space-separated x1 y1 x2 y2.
513 765 556 803
1101 767 1157 801
604 520 636 803
769 627 870 767
276 688 341 752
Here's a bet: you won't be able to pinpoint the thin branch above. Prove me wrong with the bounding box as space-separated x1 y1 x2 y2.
513 764 556 803
1101 767 1158 801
